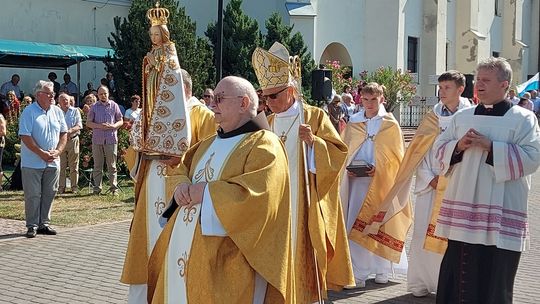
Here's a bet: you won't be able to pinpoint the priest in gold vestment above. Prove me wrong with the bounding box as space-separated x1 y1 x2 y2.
252 42 354 303
120 4 214 303
180 69 216 145
340 83 410 288
147 76 294 304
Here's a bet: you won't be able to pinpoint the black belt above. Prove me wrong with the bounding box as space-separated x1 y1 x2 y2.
70 135 79 139
141 154 171 161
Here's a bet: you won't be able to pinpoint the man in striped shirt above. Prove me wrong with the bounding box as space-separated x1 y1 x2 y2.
86 86 123 195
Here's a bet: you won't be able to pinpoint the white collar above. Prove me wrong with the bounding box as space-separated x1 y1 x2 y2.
433 96 471 116
349 105 387 123
275 100 300 118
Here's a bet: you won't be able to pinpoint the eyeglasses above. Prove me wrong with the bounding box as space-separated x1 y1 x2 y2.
214 94 244 104
38 91 55 98
262 87 288 100
203 94 213 98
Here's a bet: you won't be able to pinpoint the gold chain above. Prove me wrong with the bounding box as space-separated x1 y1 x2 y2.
273 113 300 143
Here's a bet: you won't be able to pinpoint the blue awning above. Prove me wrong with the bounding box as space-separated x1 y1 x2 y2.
0 39 114 69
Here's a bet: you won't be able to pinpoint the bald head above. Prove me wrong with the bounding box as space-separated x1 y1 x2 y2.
212 76 259 132
215 76 258 115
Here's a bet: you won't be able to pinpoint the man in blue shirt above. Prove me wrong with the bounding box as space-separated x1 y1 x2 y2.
19 80 68 238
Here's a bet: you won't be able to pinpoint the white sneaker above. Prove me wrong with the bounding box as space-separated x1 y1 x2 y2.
374 273 388 284
356 279 366 288
412 289 430 297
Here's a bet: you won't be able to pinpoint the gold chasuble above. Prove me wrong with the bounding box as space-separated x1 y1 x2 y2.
186 96 217 145
362 111 448 255
148 129 294 304
340 113 412 263
268 104 354 302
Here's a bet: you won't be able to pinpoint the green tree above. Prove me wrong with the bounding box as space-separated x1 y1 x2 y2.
263 13 316 102
206 0 262 84
324 60 358 95
107 0 214 104
361 66 417 112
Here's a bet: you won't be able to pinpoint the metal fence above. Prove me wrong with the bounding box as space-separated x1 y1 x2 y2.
398 96 438 127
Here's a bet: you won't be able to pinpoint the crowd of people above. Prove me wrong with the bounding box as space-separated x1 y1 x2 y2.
1 3 539 304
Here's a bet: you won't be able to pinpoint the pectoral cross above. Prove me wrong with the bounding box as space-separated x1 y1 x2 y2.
280 132 287 143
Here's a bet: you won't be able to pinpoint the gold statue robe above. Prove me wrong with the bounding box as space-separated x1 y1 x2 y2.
148 129 294 303
340 112 412 263
268 102 354 302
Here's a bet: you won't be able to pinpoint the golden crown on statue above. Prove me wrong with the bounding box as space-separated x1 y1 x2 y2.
147 1 170 26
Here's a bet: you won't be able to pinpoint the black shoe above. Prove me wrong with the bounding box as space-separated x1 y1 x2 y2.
26 227 37 238
37 226 57 235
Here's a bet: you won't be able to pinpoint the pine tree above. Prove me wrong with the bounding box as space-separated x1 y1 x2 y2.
263 13 316 101
107 0 214 104
205 0 262 84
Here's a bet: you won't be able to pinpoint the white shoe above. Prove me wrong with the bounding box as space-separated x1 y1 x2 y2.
374 273 388 284
412 289 429 297
356 279 366 288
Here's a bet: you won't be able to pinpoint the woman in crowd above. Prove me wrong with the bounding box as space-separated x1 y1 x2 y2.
327 93 346 133
0 113 6 191
82 94 96 115
123 95 141 122
6 90 20 120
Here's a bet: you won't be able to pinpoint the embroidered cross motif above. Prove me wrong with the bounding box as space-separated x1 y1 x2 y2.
439 127 447 134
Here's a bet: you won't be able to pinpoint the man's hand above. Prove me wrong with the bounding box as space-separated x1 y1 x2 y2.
467 129 492 152
38 150 54 162
173 183 191 207
49 149 61 159
366 165 376 177
188 183 206 206
456 128 478 153
299 124 314 147
429 175 439 189
173 182 206 208
346 171 357 177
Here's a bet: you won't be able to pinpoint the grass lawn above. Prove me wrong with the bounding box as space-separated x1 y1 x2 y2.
0 182 135 227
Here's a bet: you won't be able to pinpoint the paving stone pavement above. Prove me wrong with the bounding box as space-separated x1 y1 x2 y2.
1 171 540 303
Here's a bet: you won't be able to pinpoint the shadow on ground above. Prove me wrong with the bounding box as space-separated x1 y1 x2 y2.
327 280 436 304
0 233 24 240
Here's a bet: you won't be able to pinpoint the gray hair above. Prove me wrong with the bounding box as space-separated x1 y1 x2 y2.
288 78 302 100
181 69 192 96
97 85 109 93
476 57 512 91
58 92 70 100
342 93 353 101
33 80 54 96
